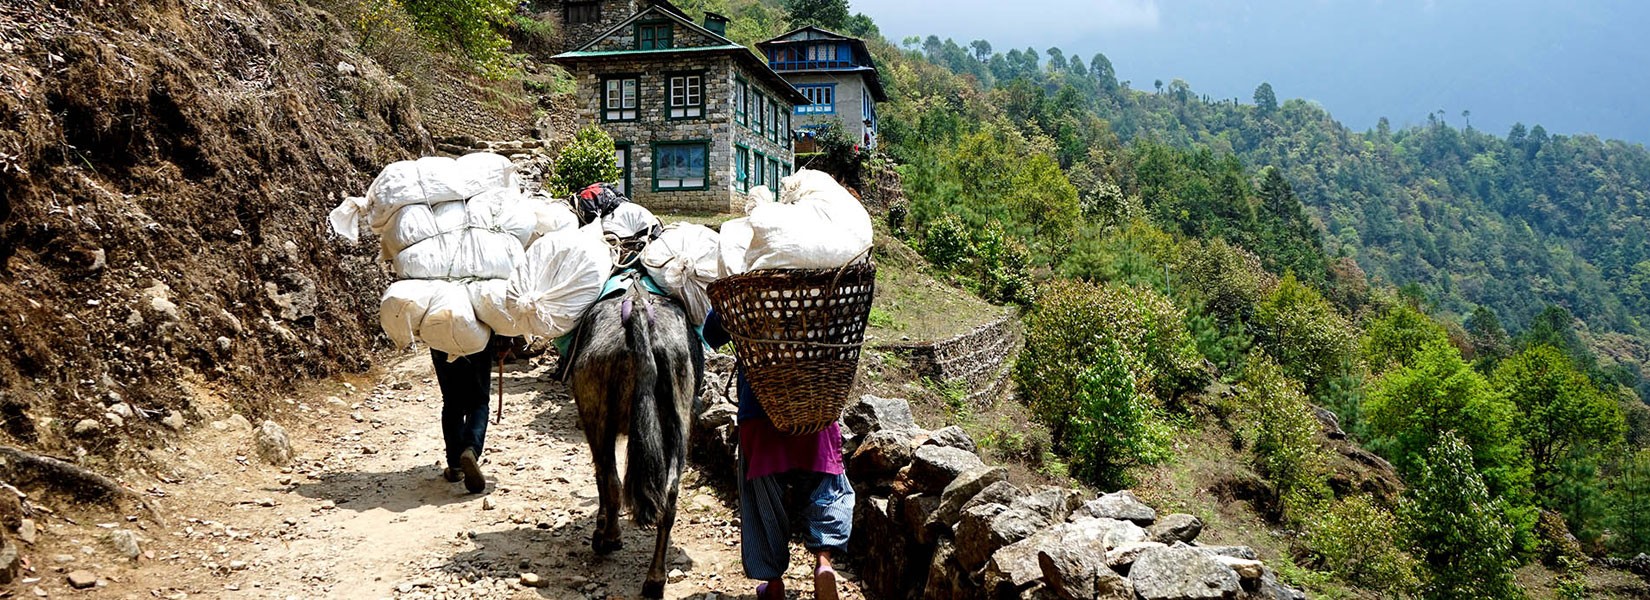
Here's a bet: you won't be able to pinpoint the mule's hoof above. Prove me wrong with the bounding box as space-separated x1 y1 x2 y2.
591 536 624 555
641 579 666 599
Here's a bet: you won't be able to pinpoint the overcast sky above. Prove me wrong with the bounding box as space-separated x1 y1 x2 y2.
848 0 1650 144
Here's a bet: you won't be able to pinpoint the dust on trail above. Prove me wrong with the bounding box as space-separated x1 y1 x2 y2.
86 352 865 600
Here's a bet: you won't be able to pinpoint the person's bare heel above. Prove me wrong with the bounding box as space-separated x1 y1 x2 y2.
814 565 838 600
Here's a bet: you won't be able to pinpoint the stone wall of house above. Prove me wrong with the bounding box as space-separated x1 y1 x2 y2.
540 0 640 53
877 313 1020 408
587 14 723 52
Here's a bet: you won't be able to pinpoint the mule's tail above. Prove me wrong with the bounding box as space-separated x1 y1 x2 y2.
624 299 674 527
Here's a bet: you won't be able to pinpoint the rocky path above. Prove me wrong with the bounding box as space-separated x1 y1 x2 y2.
24 352 863 599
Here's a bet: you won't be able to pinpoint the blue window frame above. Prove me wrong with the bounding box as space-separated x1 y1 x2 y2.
652 142 709 191
796 84 835 115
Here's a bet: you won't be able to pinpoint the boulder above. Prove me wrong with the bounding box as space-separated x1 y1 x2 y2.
964 480 1027 513
987 517 1142 592
1129 546 1240 600
1148 513 1204 545
923 539 982 600
907 445 986 494
254 420 293 467
843 395 916 437
899 493 941 541
954 502 1011 571
1312 405 1346 439
850 428 923 483
0 539 16 586
923 425 978 454
1105 541 1167 572
1194 545 1258 561
1239 568 1307 600
690 402 739 475
1073 490 1156 526
852 496 925 599
1012 486 1085 523
1039 545 1135 600
924 466 1009 538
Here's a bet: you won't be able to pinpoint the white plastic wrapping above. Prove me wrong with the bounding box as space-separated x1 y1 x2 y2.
529 199 580 243
717 218 754 277
379 279 445 349
468 278 530 337
455 152 519 197
508 224 613 339
393 229 523 280
641 223 721 325
601 202 661 238
380 200 467 257
420 280 493 358
465 188 538 247
745 170 874 270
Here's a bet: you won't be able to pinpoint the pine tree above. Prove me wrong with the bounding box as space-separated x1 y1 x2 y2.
1401 434 1521 600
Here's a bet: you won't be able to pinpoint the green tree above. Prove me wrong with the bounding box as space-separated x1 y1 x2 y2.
1251 273 1358 390
1063 340 1175 488
781 0 850 30
1363 338 1528 499
549 124 621 196
1493 346 1625 501
1465 306 1512 368
1362 303 1451 372
1608 449 1650 555
400 0 515 73
1237 353 1330 520
1306 496 1420 592
1401 434 1521 600
1253 82 1278 114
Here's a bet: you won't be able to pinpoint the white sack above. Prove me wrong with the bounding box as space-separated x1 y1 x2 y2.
455 152 519 197
602 202 661 238
421 280 493 358
508 224 613 339
465 188 538 247
329 196 369 242
468 278 530 337
393 228 523 280
379 279 446 349
641 223 721 325
364 157 469 229
381 200 467 257
717 218 754 277
744 186 775 215
745 169 873 270
529 199 579 243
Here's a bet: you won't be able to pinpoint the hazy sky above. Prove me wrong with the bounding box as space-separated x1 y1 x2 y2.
849 0 1650 144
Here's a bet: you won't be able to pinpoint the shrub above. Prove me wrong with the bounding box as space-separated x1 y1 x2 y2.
1236 353 1330 520
400 0 517 76
919 213 972 271
1401 433 1522 600
549 125 621 197
972 222 1033 306
1016 280 1202 440
1251 273 1358 390
1063 342 1175 488
1180 239 1276 326
1305 496 1420 593
1362 302 1451 372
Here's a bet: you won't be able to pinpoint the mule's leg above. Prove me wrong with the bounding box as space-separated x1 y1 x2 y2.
587 426 625 555
641 477 681 598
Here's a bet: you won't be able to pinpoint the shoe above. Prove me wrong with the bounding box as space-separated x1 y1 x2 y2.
756 581 784 600
814 565 838 600
458 447 486 494
442 467 462 483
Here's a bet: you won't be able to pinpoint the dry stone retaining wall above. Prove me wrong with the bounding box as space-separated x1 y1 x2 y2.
876 313 1020 408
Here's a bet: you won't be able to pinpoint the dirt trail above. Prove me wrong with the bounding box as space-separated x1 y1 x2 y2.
30 352 864 599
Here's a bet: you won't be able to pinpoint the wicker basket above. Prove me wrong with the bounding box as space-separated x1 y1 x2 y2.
706 260 876 434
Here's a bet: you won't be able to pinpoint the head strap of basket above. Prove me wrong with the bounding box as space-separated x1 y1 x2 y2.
706 251 876 435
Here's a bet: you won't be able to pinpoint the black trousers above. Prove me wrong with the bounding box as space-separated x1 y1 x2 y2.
431 349 491 469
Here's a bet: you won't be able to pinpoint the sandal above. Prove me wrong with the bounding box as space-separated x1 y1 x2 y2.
756 581 784 600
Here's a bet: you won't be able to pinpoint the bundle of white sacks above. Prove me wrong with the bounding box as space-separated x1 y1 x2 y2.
330 154 611 358
641 169 874 326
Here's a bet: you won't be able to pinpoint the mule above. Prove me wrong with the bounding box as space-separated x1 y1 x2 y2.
568 282 703 598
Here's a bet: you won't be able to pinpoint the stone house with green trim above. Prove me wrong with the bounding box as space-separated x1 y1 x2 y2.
758 27 887 150
548 0 807 213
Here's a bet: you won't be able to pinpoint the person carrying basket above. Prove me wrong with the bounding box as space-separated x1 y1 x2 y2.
703 310 854 600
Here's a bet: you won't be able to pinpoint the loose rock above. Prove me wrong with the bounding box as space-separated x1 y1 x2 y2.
66 570 98 589
1148 513 1203 545
842 395 916 437
254 420 293 467
923 425 978 454
105 529 142 560
906 445 985 493
1073 490 1156 526
1128 546 1239 600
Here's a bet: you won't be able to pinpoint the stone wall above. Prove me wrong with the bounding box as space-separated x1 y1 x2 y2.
690 383 1309 600
539 0 641 54
877 313 1020 408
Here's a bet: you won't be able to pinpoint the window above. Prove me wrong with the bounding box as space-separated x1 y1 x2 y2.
734 78 748 126
653 142 708 191
602 76 638 121
782 163 792 180
784 111 792 144
735 145 750 193
613 143 633 195
797 84 835 114
768 158 780 188
752 92 764 134
770 101 781 142
636 22 672 50
668 73 703 119
565 2 599 24
752 150 766 189
806 44 834 62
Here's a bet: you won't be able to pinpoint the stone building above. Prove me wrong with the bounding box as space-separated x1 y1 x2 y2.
548 0 806 213
757 27 887 150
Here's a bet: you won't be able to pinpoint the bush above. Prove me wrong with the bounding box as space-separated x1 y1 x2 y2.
1236 353 1329 520
1063 342 1176 488
972 222 1033 306
1016 280 1202 440
919 213 971 271
1362 303 1451 372
549 125 621 197
1252 273 1358 390
400 0 517 75
1305 496 1420 593
1180 239 1276 326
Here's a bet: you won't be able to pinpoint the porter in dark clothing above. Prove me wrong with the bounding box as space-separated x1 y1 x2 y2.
431 335 521 494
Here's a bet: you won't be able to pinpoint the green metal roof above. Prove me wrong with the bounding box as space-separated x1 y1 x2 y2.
552 44 746 59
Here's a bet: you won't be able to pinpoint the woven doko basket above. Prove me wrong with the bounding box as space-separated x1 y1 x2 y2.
707 260 876 435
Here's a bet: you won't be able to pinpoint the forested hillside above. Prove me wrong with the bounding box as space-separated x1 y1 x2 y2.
692 0 1650 596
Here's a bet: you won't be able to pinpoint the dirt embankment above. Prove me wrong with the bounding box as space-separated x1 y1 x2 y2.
0 0 430 467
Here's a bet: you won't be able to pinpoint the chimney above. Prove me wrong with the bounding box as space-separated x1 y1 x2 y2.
703 11 728 36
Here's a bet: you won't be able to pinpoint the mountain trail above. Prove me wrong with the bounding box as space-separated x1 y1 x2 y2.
36 353 864 600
